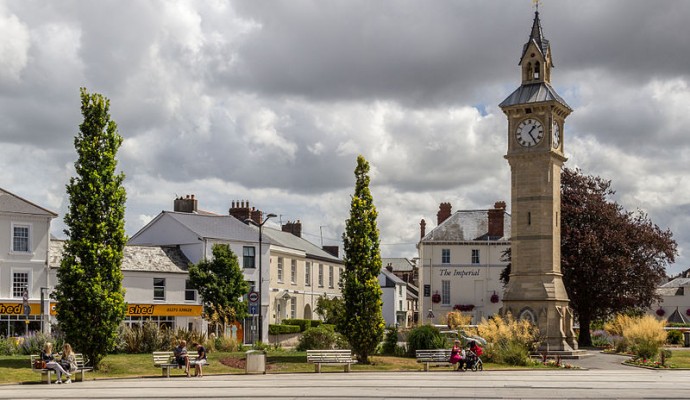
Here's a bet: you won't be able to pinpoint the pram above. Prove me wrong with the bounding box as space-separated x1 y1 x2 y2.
462 349 483 371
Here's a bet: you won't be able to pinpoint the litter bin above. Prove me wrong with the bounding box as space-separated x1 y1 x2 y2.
684 331 690 347
245 350 266 374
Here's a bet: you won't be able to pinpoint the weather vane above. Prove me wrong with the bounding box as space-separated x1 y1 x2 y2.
533 0 541 11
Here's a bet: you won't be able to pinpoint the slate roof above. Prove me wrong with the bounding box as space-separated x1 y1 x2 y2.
499 82 571 110
262 227 342 264
0 187 57 217
380 268 406 288
421 209 511 243
661 277 690 288
667 309 687 324
163 211 261 243
658 277 690 296
382 258 416 272
49 240 190 273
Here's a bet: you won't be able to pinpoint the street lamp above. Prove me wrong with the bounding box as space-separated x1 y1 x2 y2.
247 213 276 343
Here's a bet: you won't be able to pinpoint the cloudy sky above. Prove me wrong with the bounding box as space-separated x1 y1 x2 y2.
1 1 689 274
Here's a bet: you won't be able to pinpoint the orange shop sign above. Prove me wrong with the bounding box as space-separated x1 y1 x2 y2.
127 304 203 317
0 302 41 316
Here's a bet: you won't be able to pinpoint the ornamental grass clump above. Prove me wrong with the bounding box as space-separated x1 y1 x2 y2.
477 313 539 365
622 315 666 360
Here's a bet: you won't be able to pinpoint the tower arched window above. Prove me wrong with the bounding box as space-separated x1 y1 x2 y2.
533 61 540 79
525 62 532 81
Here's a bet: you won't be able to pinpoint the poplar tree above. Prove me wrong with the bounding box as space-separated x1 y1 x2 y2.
55 88 127 369
339 155 385 363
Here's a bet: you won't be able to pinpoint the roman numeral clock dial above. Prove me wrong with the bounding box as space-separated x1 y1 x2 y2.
516 118 544 147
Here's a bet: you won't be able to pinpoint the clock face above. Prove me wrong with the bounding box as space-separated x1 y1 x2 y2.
515 118 544 147
552 121 560 149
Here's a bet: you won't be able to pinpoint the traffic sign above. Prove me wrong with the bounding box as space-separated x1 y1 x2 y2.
248 291 259 303
249 305 258 315
427 310 435 319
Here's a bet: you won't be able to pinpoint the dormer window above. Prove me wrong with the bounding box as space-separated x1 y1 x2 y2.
533 61 540 79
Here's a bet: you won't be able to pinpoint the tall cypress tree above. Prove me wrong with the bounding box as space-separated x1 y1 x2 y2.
339 155 385 363
54 88 127 369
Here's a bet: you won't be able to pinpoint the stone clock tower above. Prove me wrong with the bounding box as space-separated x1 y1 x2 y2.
499 11 578 352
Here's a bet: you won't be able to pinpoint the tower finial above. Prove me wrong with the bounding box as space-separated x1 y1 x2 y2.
533 0 541 12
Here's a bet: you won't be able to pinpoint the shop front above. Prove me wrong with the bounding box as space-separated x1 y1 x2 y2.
0 302 44 336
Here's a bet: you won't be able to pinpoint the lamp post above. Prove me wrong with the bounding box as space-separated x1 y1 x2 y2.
247 213 276 343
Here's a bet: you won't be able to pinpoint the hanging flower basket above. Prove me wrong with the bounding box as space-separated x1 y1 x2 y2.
431 293 441 304
453 304 475 312
686 308 690 317
490 293 500 303
656 308 665 317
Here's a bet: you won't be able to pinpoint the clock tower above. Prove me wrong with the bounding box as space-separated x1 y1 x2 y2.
499 11 578 352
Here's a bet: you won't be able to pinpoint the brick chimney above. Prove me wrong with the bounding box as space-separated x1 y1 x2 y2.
322 245 339 258
420 219 426 239
174 194 198 213
229 200 262 224
437 202 452 225
282 220 302 238
488 201 507 239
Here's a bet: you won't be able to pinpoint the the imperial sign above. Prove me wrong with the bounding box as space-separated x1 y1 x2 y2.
438 268 481 277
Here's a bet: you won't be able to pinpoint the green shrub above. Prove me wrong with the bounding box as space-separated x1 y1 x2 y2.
282 319 312 332
666 330 683 345
321 324 336 331
310 320 322 328
296 326 347 351
406 325 445 357
381 326 398 355
0 337 18 355
18 331 63 355
269 324 301 335
215 335 240 352
496 340 531 366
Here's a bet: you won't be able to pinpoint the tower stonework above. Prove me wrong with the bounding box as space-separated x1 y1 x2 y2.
499 11 578 352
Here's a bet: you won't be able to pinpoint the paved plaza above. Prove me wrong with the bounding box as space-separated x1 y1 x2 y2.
1 367 689 400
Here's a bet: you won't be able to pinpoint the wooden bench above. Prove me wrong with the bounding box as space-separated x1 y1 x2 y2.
306 349 357 373
153 351 199 377
30 354 92 384
415 349 453 371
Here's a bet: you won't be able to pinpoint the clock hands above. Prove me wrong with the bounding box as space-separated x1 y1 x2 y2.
527 125 538 143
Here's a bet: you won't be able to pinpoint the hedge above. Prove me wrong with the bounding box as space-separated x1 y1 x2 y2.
268 324 301 335
282 319 312 332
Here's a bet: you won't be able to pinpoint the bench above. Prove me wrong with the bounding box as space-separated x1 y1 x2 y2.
306 349 357 373
415 349 453 371
152 351 199 377
30 353 92 384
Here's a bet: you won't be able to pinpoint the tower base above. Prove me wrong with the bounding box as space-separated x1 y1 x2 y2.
502 300 578 352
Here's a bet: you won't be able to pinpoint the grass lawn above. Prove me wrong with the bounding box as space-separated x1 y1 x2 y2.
669 349 690 368
3 348 661 385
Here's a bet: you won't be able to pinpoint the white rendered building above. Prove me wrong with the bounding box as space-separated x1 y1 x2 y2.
418 202 510 325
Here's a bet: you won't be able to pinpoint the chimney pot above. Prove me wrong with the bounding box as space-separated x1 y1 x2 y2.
437 202 452 225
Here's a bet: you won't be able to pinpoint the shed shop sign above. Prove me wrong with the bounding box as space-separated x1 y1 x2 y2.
126 304 203 317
